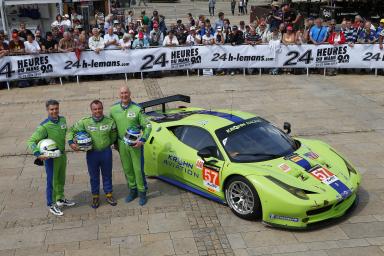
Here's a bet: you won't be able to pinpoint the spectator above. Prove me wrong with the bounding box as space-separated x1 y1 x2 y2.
24 34 41 54
200 23 214 37
142 11 150 26
267 1 282 32
18 22 32 41
58 32 75 52
119 34 132 50
376 19 384 39
89 28 105 54
0 30 9 45
327 19 337 38
208 0 216 17
214 12 225 30
76 34 88 51
104 27 119 49
52 14 63 31
239 21 246 33
328 26 346 45
0 34 9 58
202 29 215 45
104 15 113 34
163 30 179 47
245 28 262 45
341 20 347 32
71 9 83 26
34 30 44 47
186 26 201 45
266 25 282 42
380 29 384 50
309 18 327 45
231 0 236 16
228 25 244 45
244 25 251 38
267 26 282 75
132 32 149 48
282 25 295 45
9 32 25 54
72 28 81 41
126 11 133 25
188 13 196 27
303 17 314 43
223 18 231 30
62 14 72 31
95 10 105 27
344 19 358 47
295 28 306 44
149 11 166 35
175 20 188 44
149 23 164 46
358 21 377 44
214 27 225 45
198 15 206 28
257 22 269 43
282 3 302 31
51 26 62 42
42 32 58 53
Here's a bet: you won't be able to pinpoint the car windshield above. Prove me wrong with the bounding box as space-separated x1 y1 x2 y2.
215 117 298 163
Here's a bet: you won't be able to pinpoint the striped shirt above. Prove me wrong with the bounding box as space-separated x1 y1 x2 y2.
344 27 358 43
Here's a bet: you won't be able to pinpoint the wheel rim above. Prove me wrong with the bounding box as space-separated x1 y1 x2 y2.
226 181 255 215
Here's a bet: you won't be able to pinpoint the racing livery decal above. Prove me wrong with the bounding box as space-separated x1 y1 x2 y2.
286 154 312 171
203 166 220 192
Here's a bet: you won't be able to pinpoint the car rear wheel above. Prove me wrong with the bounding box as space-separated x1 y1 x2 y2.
225 176 262 220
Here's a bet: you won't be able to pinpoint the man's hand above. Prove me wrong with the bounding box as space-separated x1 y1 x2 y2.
133 141 144 148
37 155 49 161
70 143 80 151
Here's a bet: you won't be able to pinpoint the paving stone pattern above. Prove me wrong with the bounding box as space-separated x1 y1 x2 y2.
0 75 384 255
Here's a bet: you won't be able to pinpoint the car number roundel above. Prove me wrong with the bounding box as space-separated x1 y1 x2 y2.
203 167 220 192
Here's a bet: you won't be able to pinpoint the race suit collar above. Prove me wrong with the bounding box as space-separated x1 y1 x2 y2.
120 100 132 110
48 116 59 124
92 115 104 122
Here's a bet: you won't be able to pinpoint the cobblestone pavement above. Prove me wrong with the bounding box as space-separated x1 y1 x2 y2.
0 74 384 256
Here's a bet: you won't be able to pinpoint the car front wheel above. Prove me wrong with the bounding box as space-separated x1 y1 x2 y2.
225 176 262 220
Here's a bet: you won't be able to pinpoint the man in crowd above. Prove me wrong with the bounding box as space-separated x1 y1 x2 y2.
214 26 225 45
109 86 152 206
376 19 384 40
228 25 244 45
358 21 377 44
24 34 41 54
202 29 214 45
309 18 328 45
68 100 117 209
89 28 105 54
0 33 8 58
9 31 25 54
18 22 32 41
344 19 358 47
282 3 302 31
245 28 262 45
149 23 163 46
214 12 224 30
104 27 119 49
186 26 201 45
27 100 75 216
58 32 75 52
34 30 44 47
132 32 149 48
42 32 58 52
163 30 179 47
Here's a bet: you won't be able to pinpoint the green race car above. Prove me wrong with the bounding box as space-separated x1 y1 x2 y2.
141 95 361 229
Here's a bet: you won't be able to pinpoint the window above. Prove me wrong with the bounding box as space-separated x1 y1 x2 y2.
170 126 222 159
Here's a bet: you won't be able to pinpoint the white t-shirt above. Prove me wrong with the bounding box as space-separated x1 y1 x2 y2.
61 19 72 29
24 40 40 53
186 34 201 45
119 38 131 49
104 33 119 49
163 36 179 46
202 34 214 45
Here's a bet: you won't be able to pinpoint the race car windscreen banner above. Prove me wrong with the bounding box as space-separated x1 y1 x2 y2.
0 44 382 81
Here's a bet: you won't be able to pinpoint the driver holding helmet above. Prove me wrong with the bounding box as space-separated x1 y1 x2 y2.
109 86 152 206
27 99 75 216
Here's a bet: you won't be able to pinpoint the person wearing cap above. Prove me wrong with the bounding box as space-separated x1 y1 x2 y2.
62 14 72 31
228 25 244 45
9 31 25 54
132 32 149 49
149 22 164 46
309 18 327 45
376 19 384 40
104 27 119 49
214 26 225 45
163 30 179 47
186 26 201 45
282 25 295 45
89 28 105 54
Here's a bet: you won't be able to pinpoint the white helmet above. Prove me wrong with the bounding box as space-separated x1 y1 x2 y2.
38 139 61 158
75 131 92 151
123 129 141 146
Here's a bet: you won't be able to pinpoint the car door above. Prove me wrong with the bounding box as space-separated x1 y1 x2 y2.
165 125 225 195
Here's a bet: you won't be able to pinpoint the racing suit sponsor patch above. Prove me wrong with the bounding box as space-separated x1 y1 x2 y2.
87 126 97 131
127 112 136 118
60 124 67 129
100 125 109 131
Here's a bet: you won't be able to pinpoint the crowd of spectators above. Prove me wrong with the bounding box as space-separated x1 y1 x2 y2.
0 0 383 81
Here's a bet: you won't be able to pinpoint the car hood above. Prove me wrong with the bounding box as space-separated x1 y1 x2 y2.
227 138 359 199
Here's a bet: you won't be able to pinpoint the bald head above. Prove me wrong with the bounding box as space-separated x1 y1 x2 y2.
120 86 131 105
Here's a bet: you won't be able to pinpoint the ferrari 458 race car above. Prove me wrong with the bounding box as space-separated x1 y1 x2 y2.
141 95 361 229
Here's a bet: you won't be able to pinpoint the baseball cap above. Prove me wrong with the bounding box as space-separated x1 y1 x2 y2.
64 14 69 18
286 25 293 31
216 26 222 31
380 18 384 24
190 26 196 31
138 32 144 39
129 29 135 34
153 23 159 28
271 1 279 7
12 32 18 38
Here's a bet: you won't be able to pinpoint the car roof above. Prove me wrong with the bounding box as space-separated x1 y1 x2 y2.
146 107 256 131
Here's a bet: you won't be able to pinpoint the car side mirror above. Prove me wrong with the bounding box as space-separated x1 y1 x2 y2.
283 122 291 134
197 147 213 160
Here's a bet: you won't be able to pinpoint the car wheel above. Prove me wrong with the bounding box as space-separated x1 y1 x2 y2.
225 176 262 220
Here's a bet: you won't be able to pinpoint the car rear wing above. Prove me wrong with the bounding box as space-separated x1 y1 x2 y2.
140 94 191 113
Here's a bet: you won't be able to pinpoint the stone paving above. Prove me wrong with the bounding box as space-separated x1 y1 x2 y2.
0 74 384 256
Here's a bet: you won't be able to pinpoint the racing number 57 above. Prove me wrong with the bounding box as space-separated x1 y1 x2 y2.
203 167 219 186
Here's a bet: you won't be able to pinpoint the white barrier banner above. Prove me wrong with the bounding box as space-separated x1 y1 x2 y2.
0 44 382 81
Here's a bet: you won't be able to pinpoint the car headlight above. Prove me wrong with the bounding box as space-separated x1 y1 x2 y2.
329 148 357 176
265 176 310 200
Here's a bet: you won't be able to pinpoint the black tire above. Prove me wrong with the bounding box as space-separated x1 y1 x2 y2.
224 176 262 220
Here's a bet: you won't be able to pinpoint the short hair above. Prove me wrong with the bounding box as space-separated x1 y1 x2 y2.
46 99 59 109
90 99 103 108
218 12 224 17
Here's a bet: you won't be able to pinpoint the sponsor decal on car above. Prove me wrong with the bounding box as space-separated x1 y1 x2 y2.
269 214 299 222
196 159 204 170
203 166 220 192
163 155 200 178
286 153 312 171
278 163 291 173
309 165 352 199
304 151 319 160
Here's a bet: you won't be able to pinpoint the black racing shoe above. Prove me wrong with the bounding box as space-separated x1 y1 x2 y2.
91 195 100 209
56 198 76 207
49 204 63 216
105 193 117 206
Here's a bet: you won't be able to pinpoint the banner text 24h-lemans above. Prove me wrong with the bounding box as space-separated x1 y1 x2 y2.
0 44 383 81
